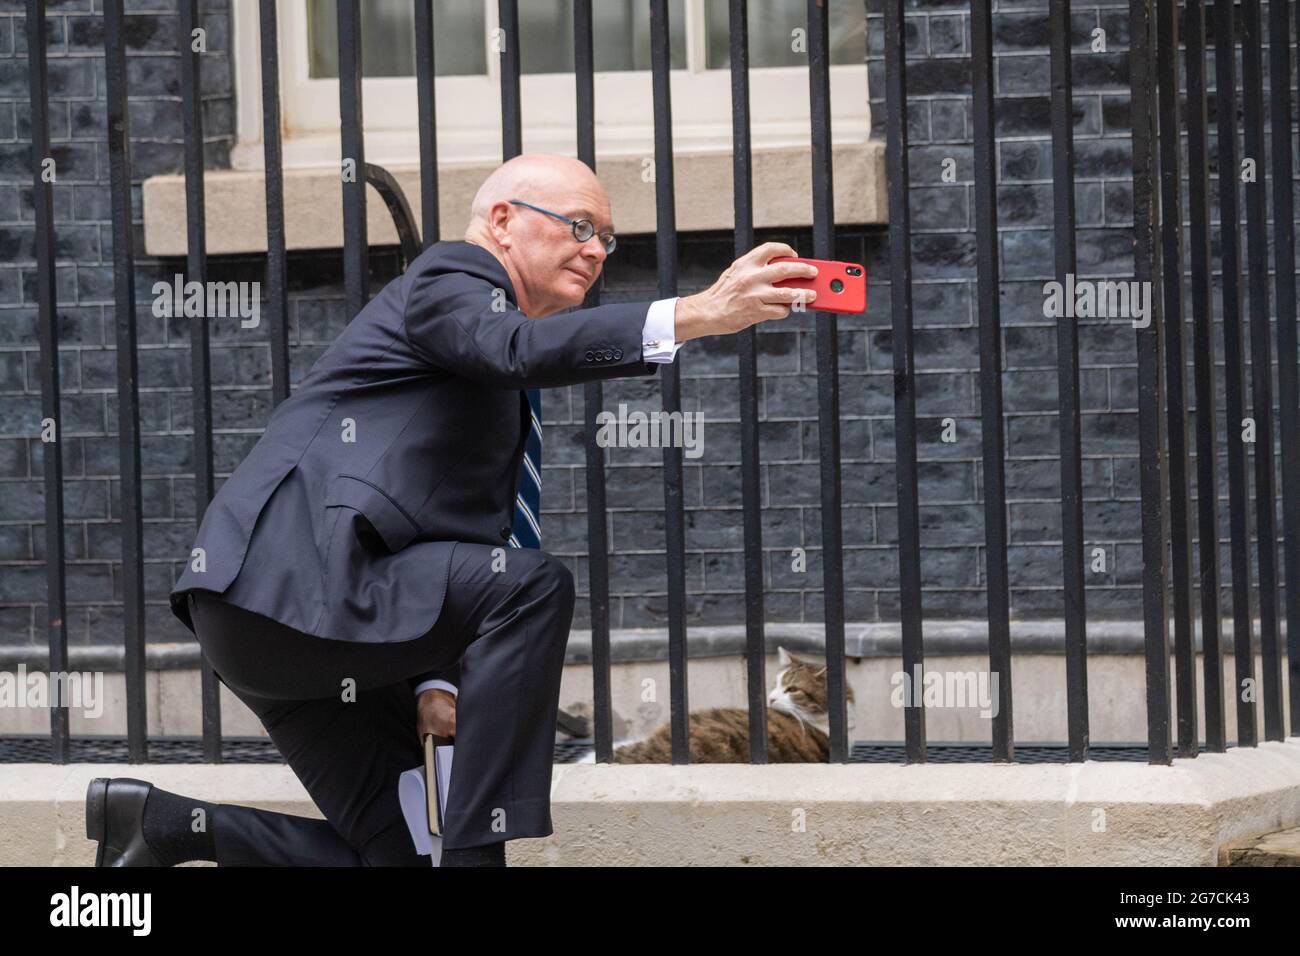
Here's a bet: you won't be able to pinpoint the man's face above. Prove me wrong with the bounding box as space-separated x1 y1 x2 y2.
498 179 613 317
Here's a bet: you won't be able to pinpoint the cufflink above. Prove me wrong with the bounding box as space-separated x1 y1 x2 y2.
643 340 661 349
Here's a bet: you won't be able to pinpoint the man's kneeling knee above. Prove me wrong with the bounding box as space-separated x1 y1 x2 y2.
517 550 575 603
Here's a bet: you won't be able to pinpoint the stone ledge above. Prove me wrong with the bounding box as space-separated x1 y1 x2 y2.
1219 826 1300 866
140 140 888 257
6 739 1299 866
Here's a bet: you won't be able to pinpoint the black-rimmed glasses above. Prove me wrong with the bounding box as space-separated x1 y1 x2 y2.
508 199 617 254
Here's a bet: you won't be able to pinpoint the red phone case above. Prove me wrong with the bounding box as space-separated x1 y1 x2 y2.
771 257 868 314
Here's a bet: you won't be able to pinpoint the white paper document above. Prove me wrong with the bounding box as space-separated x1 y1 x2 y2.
399 742 454 865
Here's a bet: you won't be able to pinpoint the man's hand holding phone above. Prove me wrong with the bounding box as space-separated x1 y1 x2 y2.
673 242 819 341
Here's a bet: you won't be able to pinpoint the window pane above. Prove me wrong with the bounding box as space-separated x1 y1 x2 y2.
307 0 487 79
518 0 686 73
703 0 866 69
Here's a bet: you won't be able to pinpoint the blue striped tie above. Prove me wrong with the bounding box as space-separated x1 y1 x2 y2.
510 389 542 549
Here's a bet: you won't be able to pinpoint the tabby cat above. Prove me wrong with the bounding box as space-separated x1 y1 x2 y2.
583 646 855 764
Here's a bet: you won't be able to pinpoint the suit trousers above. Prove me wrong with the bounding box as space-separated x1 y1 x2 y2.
186 541 576 865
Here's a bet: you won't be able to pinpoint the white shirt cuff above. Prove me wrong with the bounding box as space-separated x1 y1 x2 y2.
414 679 458 697
642 297 684 363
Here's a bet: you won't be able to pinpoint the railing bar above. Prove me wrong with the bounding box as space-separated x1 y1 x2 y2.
179 0 222 762
103 0 148 762
1183 0 1226 752
1129 0 1172 764
1240 0 1285 741
414 0 441 247
1213 0 1259 748
499 0 521 160
807 0 848 763
337 0 368 318
27 0 71 765
574 0 595 168
1156 0 1196 758
259 0 290 405
1048 0 1088 762
971 0 1014 761
883 0 926 763
1281 0 1300 737
573 0 614 763
728 0 767 764
362 163 421 266
649 0 690 762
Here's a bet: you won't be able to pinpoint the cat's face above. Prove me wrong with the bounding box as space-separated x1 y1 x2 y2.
768 647 855 724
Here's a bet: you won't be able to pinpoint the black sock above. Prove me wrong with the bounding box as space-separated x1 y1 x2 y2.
439 840 506 867
140 786 218 866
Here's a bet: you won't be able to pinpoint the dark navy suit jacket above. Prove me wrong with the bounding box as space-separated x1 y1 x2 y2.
169 239 660 690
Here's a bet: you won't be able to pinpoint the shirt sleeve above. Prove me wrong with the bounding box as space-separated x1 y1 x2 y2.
642 297 684 363
413 679 458 698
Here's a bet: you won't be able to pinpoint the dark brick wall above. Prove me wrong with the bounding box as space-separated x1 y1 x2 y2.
0 0 1296 648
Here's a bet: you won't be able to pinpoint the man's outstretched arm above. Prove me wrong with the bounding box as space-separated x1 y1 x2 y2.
401 243 813 390
402 269 663 389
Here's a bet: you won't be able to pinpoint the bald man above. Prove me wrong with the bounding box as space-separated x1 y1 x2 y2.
85 154 817 868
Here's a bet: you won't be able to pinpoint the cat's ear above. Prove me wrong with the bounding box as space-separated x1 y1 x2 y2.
815 665 828 677
777 646 791 667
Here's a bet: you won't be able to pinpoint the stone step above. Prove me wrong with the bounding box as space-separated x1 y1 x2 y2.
1220 827 1300 866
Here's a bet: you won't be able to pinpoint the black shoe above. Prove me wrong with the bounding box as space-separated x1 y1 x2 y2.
439 840 507 867
85 777 166 867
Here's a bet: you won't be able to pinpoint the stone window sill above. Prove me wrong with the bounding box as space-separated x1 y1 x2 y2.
140 138 887 257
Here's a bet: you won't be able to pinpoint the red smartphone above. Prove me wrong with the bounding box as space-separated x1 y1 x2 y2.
770 257 867 314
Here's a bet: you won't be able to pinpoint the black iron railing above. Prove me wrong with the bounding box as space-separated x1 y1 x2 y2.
22 0 1300 769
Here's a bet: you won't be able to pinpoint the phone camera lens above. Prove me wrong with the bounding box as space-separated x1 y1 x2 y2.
846 267 862 276
830 278 844 293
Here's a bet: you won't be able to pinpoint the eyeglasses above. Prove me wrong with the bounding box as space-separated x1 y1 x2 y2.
508 199 617 254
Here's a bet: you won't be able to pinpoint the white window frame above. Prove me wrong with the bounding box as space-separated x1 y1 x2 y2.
230 0 872 170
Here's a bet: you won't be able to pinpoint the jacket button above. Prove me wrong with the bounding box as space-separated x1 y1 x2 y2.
594 351 604 361
603 349 614 360
500 525 512 540
613 347 623 360
585 350 594 361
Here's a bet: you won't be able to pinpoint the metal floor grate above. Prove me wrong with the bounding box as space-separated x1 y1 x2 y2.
569 741 1159 763
1 735 287 764
2 735 1172 764
849 741 1154 763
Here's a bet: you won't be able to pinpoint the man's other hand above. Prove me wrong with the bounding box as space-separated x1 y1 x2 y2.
417 688 456 740
672 242 819 341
